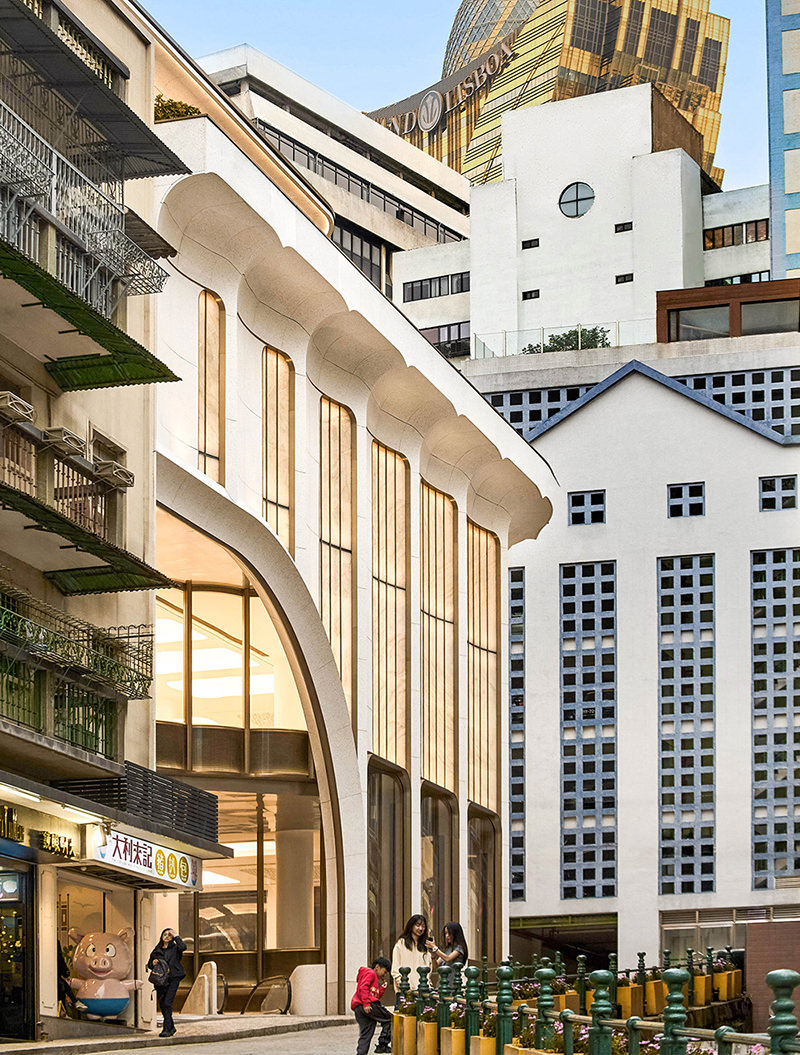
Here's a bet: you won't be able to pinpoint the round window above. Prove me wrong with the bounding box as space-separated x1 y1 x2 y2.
559 182 595 218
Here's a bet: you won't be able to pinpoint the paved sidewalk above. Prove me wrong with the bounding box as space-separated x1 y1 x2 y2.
2 1015 353 1055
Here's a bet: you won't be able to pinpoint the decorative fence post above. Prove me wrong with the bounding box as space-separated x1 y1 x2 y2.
531 953 539 978
706 947 714 976
766 969 800 1055
626 1016 642 1055
663 950 671 970
637 953 647 989
496 962 514 1055
714 1024 735 1055
452 962 463 997
535 958 556 1051
577 954 588 1014
561 1010 576 1055
554 951 565 977
438 963 453 1043
416 965 431 1019
399 966 411 1002
481 956 490 1002
588 970 613 1055
660 968 690 1055
608 954 618 1011
465 965 481 1047
686 950 695 1006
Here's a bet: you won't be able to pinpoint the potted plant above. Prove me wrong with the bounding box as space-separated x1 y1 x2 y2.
691 966 711 1006
393 993 418 1055
616 975 644 1018
471 1008 497 1055
441 1002 466 1055
712 959 735 1002
417 1003 439 1055
644 968 667 1015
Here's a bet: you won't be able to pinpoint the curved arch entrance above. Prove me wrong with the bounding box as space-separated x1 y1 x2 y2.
154 454 364 1012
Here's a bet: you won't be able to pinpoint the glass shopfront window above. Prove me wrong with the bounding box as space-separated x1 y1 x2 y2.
179 790 321 1002
421 787 456 937
467 808 499 963
0 865 31 1040
368 764 406 962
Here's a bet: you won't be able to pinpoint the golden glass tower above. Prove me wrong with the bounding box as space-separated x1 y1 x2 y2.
370 0 729 186
443 0 540 77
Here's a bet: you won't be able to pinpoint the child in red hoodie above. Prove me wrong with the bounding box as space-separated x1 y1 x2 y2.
351 956 392 1055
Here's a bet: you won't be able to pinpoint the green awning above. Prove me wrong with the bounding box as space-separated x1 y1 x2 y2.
0 239 179 390
0 481 174 595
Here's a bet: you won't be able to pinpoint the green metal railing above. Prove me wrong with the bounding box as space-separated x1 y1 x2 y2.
0 575 153 699
53 684 117 758
395 947 753 1055
0 654 40 729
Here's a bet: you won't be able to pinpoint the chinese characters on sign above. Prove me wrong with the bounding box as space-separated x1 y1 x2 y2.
91 830 200 889
39 831 77 858
0 807 24 843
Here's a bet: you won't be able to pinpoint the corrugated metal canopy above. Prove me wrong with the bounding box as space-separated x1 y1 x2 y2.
0 0 190 179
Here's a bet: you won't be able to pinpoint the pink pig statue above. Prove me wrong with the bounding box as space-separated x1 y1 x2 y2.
69 927 142 1018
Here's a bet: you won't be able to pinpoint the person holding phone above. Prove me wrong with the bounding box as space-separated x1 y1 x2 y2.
147 927 186 1038
426 921 468 967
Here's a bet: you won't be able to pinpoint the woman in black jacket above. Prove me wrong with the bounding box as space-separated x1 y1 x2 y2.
147 928 186 1037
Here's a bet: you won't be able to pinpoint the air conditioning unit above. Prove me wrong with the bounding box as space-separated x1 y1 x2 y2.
42 426 86 457
0 391 35 424
93 460 135 488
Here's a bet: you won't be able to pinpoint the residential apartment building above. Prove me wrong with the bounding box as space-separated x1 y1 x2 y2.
767 0 800 280
0 0 226 1040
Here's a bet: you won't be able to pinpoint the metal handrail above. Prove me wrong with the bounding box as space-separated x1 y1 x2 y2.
240 975 292 1016
217 972 229 1014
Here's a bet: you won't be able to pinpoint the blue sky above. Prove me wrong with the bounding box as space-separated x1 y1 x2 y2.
146 0 768 191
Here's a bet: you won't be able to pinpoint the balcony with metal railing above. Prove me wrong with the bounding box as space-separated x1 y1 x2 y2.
0 419 172 595
0 571 153 699
0 0 183 391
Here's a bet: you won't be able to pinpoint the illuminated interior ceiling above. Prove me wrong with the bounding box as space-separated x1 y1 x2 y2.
156 506 248 587
443 0 540 77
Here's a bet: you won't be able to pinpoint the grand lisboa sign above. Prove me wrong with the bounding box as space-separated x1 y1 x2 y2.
377 41 515 137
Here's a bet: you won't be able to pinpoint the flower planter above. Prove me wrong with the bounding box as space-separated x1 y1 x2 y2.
585 990 595 1012
504 1048 551 1055
417 1021 439 1055
732 969 743 997
552 991 580 1012
617 984 644 1019
442 1027 466 1055
645 979 667 1015
471 1036 497 1055
713 971 735 1002
393 1013 417 1055
691 975 711 1006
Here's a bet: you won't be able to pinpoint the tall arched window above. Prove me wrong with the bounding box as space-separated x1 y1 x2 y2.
197 290 225 483
421 786 457 935
467 520 500 811
372 441 409 767
420 482 457 791
262 347 294 553
319 396 356 718
368 762 407 962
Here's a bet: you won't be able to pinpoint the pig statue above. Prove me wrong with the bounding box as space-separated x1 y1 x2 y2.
68 927 142 1018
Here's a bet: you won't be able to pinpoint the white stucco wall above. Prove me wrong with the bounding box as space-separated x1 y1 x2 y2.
702 184 772 282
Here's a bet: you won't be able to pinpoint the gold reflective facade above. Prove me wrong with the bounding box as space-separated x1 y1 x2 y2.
443 0 540 77
371 0 728 186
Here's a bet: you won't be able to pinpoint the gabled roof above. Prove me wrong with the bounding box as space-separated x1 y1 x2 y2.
528 360 797 446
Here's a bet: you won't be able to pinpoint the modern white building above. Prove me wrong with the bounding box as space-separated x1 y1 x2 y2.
147 25 555 1014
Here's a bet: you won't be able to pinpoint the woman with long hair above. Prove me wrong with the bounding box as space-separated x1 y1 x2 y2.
391 914 431 997
427 921 468 966
147 927 186 1037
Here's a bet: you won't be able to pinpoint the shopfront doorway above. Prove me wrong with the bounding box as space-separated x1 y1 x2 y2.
0 866 33 1040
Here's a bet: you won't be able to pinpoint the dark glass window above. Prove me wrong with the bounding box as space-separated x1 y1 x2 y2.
570 0 608 53
419 321 471 358
615 222 633 233
669 306 729 342
403 272 469 302
522 238 539 249
679 18 700 74
623 0 645 54
522 289 540 300
615 273 634 284
643 9 678 68
333 219 383 290
698 38 722 89
703 220 769 251
741 299 800 337
667 482 705 518
421 789 456 935
569 490 606 525
759 476 798 512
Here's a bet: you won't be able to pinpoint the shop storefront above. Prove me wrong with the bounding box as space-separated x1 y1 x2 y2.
0 781 212 1041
